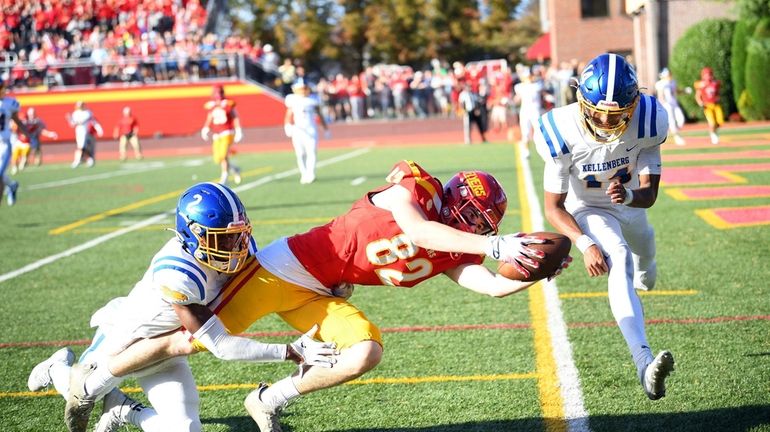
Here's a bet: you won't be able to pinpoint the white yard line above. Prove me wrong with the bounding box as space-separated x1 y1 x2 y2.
520 151 591 432
1 148 371 285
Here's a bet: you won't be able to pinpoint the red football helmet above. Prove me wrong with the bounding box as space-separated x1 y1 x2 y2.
441 171 507 235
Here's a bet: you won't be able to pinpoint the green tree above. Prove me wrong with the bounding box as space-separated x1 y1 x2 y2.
745 17 770 119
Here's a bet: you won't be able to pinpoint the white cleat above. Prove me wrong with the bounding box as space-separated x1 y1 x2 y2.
27 347 75 391
6 181 18 206
233 168 242 185
65 362 98 432
94 388 144 432
642 350 675 400
244 383 283 432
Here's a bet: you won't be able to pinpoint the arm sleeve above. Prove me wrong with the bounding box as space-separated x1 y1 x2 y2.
192 315 288 362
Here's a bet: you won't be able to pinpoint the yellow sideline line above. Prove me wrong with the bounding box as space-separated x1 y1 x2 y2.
0 373 537 399
15 84 263 106
560 289 699 299
516 145 566 432
49 167 273 235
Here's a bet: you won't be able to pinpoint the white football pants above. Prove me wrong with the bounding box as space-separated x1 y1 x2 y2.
291 127 318 182
573 206 657 353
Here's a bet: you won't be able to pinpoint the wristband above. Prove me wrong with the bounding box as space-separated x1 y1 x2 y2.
575 235 595 253
623 187 634 206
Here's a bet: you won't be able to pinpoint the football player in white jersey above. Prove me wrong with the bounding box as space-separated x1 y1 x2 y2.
654 68 686 146
283 79 329 184
27 182 337 432
534 53 675 400
0 78 29 206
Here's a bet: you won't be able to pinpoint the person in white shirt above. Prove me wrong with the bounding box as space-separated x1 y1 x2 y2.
0 79 29 206
67 101 103 168
513 67 545 158
283 80 329 184
26 182 336 432
535 53 675 401
654 68 686 146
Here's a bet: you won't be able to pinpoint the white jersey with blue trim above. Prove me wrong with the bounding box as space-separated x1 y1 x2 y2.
0 96 20 143
534 94 668 213
88 236 258 347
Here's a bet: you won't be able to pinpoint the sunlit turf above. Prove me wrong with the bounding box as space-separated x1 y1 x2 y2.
1 137 768 431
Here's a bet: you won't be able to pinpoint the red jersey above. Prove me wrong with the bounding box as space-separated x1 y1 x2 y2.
288 160 484 288
204 99 236 134
117 115 139 136
696 79 720 105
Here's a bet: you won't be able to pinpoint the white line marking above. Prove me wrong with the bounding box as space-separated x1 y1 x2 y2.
520 150 591 431
0 149 371 285
350 176 367 186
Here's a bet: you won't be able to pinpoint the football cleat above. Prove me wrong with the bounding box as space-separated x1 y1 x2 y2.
642 350 675 400
6 181 18 206
233 167 242 185
244 383 284 432
94 388 144 432
27 347 75 391
65 362 98 432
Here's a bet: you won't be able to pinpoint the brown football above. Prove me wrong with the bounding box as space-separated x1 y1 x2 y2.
496 232 572 282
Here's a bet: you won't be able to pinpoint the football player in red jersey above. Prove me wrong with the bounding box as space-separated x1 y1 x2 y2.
693 67 723 145
88 160 569 432
113 106 143 162
200 85 243 185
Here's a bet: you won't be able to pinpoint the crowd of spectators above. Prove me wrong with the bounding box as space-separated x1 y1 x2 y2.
0 0 280 88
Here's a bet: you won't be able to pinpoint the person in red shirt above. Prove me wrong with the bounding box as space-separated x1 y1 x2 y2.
17 107 58 168
201 85 243 185
88 160 570 432
693 67 723 145
113 106 143 161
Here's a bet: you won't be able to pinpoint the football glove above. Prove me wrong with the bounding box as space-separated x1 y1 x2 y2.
547 256 573 281
288 324 338 374
284 123 293 138
485 232 546 279
200 127 210 141
234 128 243 143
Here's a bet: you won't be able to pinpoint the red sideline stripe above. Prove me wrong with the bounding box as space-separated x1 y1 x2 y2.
3 315 768 350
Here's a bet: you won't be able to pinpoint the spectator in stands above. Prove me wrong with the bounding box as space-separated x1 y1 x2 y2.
114 106 143 162
67 101 102 168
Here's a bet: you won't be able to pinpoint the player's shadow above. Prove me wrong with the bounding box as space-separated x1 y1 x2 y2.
201 404 770 431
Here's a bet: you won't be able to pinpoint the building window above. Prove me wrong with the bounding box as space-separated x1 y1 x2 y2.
581 0 610 18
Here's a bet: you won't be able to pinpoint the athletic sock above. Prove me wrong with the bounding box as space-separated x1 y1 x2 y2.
633 345 654 380
84 360 120 398
260 376 301 410
49 363 71 398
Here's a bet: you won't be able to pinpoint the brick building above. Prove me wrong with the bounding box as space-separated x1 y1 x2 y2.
535 0 734 89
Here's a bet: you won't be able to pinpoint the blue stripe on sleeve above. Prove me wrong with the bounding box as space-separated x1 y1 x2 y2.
153 256 207 282
649 96 657 137
80 331 105 363
153 265 206 301
547 111 570 155
538 116 557 157
637 96 647 139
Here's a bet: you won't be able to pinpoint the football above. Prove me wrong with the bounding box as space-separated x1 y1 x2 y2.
497 232 572 282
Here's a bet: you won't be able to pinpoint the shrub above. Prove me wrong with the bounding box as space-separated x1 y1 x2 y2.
731 19 754 111
745 18 770 119
670 18 735 121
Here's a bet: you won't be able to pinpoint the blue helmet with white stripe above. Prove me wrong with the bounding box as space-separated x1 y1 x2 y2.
577 53 639 142
175 182 252 273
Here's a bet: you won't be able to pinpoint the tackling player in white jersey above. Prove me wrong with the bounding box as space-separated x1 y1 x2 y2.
534 53 675 400
27 182 337 432
0 78 28 206
284 79 329 184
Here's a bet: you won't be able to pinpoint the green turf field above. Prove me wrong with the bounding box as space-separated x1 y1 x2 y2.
1 129 768 431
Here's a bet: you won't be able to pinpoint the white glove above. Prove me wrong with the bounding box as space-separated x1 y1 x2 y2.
323 129 332 140
485 232 546 278
200 127 210 141
288 324 338 375
234 128 243 143
284 123 293 138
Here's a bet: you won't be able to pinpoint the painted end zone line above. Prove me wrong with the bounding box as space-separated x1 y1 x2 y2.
517 145 590 432
0 148 371 286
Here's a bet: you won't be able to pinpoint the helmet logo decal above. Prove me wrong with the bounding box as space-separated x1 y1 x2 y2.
186 194 203 214
464 172 487 197
580 65 594 85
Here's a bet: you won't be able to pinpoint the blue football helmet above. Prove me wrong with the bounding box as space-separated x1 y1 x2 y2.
175 182 252 273
577 53 640 142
